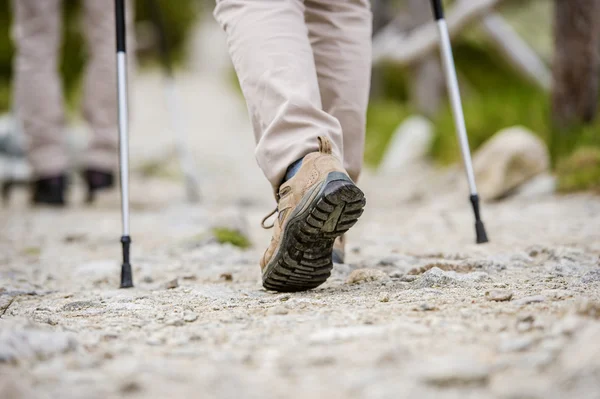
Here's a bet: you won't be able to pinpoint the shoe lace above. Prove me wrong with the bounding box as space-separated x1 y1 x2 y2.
261 207 278 229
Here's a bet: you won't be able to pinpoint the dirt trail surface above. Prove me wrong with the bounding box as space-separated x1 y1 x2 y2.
2 18 600 399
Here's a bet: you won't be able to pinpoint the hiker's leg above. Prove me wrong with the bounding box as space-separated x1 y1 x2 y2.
214 0 344 189
305 0 372 182
12 0 66 177
81 0 135 172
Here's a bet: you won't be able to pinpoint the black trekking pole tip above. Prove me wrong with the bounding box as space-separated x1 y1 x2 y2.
120 262 133 288
469 194 489 244
119 235 133 288
475 220 489 244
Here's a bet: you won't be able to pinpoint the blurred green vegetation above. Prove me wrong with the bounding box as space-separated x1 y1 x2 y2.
365 12 600 192
0 0 200 112
557 147 600 193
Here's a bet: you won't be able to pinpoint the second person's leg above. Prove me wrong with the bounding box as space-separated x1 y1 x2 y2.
12 0 67 205
81 0 135 192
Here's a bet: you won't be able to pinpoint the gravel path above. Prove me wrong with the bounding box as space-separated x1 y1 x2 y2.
1 18 600 399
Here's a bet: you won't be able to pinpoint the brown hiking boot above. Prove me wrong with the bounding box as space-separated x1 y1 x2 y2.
260 136 366 292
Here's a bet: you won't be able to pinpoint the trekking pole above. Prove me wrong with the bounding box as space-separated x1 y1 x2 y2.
430 0 489 244
148 0 201 203
115 0 133 287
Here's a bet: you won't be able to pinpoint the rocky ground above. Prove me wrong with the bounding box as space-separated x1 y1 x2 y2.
2 17 600 399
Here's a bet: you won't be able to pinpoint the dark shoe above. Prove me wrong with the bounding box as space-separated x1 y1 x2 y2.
32 175 67 206
83 169 114 203
332 235 345 264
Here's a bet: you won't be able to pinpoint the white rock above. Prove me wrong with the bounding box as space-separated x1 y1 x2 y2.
486 289 513 302
513 173 556 198
183 312 198 323
379 115 433 174
473 126 550 201
418 355 490 387
415 267 489 288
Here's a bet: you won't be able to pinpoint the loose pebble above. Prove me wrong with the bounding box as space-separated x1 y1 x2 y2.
163 279 179 290
513 295 546 306
346 269 390 285
486 289 513 302
378 292 390 302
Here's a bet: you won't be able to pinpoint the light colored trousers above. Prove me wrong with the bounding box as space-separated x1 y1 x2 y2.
214 0 372 189
12 0 134 177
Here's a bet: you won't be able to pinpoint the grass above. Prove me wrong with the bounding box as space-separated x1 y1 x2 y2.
212 228 252 249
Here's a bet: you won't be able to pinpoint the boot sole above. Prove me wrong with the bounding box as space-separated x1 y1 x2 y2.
262 172 366 292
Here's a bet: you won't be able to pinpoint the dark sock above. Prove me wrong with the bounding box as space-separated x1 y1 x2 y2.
283 157 303 183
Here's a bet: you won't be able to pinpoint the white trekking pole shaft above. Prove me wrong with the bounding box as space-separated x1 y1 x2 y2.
148 0 201 203
115 0 133 287
430 0 488 244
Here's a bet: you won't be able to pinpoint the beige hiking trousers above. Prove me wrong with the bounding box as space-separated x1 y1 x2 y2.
12 0 134 177
214 0 372 189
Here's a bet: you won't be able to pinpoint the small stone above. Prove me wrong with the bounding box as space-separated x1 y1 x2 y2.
346 268 390 285
120 381 141 394
400 274 418 282
219 273 233 282
141 275 154 283
499 336 534 352
268 306 288 315
183 312 198 323
415 303 437 311
513 295 546 306
165 318 185 327
146 336 165 346
63 233 87 243
388 271 403 279
163 279 179 290
378 292 390 302
576 299 600 319
517 315 535 333
419 356 490 387
486 289 513 302
45 317 58 326
279 294 291 302
581 269 600 283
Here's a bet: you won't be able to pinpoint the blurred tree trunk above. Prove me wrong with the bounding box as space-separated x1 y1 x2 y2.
551 0 600 129
407 0 444 117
